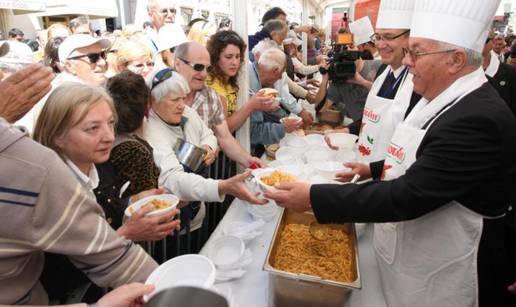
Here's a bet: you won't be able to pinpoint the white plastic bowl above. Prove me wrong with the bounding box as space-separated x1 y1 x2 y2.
326 133 358 150
222 220 264 243
304 147 336 164
208 235 245 270
283 134 307 148
334 149 357 164
144 254 216 301
125 194 179 218
275 146 304 165
275 164 304 178
247 201 279 221
313 161 351 180
304 134 326 147
252 168 298 193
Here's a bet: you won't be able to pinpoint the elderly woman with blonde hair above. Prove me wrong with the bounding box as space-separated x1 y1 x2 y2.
116 38 155 78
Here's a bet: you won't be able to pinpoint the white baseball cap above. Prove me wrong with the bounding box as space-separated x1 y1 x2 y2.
376 0 415 30
0 41 33 64
157 23 187 52
411 0 500 53
349 16 375 46
58 34 111 62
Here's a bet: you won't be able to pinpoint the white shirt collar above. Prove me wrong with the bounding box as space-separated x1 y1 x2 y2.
390 65 407 78
485 50 500 78
406 67 487 129
65 159 99 191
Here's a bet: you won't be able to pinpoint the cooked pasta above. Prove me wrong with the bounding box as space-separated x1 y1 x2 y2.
273 223 356 283
129 199 170 214
260 171 297 186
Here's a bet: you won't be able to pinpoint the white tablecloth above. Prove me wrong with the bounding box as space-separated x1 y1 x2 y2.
200 199 387 307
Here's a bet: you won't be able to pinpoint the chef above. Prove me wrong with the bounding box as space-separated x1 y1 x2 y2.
335 0 420 182
265 0 516 306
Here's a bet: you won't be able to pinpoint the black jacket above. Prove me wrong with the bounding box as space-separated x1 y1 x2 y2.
311 83 516 223
487 62 516 116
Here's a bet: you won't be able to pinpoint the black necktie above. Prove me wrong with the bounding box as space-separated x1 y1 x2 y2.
378 72 396 99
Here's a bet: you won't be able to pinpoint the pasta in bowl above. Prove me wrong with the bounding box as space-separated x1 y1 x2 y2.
125 194 179 218
251 168 298 193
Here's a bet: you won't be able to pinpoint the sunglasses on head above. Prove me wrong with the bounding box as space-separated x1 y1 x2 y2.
151 68 175 90
68 50 107 64
218 33 241 43
179 58 212 72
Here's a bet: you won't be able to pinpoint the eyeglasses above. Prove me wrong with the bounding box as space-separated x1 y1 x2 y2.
67 50 107 64
179 58 212 72
151 68 174 90
130 61 154 69
370 30 410 43
402 48 457 62
160 8 176 15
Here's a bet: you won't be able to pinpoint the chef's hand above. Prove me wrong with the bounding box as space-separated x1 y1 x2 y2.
264 181 312 212
508 282 516 294
201 145 217 166
97 283 154 307
335 162 371 182
219 170 267 205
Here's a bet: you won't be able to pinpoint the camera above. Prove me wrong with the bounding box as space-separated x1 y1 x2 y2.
323 32 367 83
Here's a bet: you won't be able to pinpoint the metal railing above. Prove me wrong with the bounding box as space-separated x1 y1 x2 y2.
150 151 236 263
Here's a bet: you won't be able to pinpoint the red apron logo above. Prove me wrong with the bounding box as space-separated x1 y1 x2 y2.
363 107 381 123
387 143 405 164
358 144 371 156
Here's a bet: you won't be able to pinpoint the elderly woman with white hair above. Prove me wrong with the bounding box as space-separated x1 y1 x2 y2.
144 68 265 253
248 41 303 149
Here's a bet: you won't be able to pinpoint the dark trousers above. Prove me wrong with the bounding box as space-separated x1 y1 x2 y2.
478 215 516 306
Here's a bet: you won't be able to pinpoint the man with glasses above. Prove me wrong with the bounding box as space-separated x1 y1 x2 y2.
330 0 420 184
58 34 110 86
15 34 111 133
482 31 516 115
174 42 263 168
68 16 92 35
266 0 516 306
145 0 178 56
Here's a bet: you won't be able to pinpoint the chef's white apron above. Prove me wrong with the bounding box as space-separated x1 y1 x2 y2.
357 66 413 163
374 92 486 307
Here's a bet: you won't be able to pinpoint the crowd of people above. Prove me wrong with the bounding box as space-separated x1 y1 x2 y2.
0 0 515 306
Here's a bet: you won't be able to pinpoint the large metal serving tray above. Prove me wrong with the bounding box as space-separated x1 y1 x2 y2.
263 209 361 307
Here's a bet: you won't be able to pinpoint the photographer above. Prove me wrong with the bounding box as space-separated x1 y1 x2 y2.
319 28 378 124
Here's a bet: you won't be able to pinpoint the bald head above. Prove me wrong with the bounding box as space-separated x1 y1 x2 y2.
175 42 211 92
